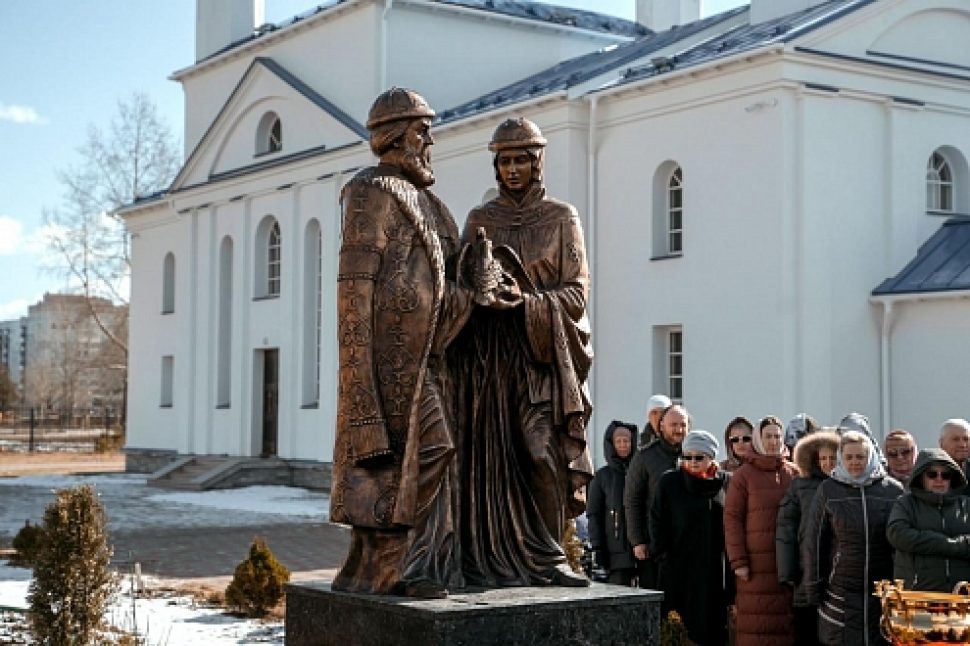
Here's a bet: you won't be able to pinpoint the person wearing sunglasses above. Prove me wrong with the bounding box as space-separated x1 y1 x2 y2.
720 416 755 474
883 429 918 488
724 415 799 646
887 448 970 593
802 431 904 646
649 430 731 645
775 428 840 646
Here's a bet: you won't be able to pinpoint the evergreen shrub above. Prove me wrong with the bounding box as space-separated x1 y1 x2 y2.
225 537 291 617
11 520 44 567
27 484 116 645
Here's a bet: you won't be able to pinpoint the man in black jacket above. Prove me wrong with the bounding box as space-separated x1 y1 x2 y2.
624 404 688 588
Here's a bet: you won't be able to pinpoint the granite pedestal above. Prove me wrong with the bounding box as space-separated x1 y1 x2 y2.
285 581 662 646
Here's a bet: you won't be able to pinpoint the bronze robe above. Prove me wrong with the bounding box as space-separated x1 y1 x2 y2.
330 165 472 593
452 183 593 586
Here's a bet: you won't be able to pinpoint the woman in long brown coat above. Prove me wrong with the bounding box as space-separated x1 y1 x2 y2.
725 415 799 645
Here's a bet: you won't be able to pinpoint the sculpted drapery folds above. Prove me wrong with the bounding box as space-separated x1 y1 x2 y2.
330 88 473 597
451 117 594 587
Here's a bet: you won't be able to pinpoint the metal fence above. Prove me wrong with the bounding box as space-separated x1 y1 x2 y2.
0 406 123 452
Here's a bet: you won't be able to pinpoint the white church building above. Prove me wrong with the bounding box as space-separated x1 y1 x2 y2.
121 0 970 486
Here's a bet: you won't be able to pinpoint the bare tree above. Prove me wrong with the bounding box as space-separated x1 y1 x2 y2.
44 92 180 357
0 365 18 411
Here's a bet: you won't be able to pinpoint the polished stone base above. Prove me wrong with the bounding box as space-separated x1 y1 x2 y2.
285 581 662 646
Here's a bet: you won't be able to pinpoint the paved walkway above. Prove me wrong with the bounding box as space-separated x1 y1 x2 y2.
0 470 349 582
111 522 350 579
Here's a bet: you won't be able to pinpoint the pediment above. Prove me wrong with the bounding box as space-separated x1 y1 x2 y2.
868 8 970 70
171 57 367 191
794 1 970 74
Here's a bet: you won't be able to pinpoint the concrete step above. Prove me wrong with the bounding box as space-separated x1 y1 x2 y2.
148 456 234 490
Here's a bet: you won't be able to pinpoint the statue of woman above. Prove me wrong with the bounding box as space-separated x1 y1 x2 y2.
451 117 593 587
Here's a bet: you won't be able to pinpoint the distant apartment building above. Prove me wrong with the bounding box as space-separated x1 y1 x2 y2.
19 293 127 411
0 316 26 397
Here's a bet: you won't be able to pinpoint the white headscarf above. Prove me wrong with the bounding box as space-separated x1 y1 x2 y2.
751 419 784 456
830 433 885 487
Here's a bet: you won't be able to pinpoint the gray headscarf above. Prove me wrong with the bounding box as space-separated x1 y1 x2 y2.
830 432 885 487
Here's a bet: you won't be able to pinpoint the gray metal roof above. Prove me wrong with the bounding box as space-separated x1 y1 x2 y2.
617 0 874 86
432 1 647 37
873 218 970 296
200 0 646 64
438 5 747 122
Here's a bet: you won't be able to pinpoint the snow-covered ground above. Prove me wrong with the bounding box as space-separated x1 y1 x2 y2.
0 473 332 644
0 564 284 644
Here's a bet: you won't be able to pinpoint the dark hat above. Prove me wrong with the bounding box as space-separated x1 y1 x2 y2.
488 117 547 152
682 430 719 459
366 87 435 130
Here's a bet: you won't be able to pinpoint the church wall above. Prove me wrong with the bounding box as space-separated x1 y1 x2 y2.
888 297 970 447
591 63 791 455
126 212 188 454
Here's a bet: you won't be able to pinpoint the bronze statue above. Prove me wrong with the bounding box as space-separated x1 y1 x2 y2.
329 88 474 598
451 117 594 587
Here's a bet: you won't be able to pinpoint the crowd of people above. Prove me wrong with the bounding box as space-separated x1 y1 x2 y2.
585 400 970 646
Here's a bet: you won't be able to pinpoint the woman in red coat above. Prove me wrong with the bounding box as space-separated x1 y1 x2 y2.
724 415 799 645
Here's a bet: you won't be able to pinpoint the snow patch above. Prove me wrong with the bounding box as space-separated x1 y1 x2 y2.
147 486 328 519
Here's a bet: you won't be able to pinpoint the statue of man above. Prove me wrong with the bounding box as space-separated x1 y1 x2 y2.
451 117 594 587
330 88 473 598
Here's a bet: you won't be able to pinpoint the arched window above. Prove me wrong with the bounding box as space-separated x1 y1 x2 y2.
667 167 683 254
268 222 281 296
927 151 954 212
255 216 281 298
652 161 684 258
256 111 282 155
161 252 175 314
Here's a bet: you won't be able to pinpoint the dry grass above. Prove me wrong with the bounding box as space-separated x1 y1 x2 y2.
0 451 125 477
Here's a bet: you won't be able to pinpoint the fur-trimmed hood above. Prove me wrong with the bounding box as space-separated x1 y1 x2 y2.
792 430 841 478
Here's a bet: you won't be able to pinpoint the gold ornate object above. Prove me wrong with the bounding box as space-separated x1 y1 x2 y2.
875 579 970 645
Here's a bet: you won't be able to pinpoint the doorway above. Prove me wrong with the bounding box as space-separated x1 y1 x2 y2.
261 349 279 457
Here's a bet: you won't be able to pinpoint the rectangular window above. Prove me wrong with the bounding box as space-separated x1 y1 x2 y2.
668 329 683 401
160 355 174 408
652 325 684 402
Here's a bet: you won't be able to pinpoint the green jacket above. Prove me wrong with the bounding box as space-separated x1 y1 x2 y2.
887 448 970 592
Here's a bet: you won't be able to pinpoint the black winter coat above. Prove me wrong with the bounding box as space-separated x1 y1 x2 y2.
650 468 732 646
776 430 840 607
587 421 637 573
777 475 824 606
624 436 680 548
887 448 970 592
803 474 904 646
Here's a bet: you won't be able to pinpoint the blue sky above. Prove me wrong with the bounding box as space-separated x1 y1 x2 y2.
0 0 745 320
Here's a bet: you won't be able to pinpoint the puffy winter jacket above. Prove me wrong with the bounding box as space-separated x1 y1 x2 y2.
624 435 680 548
724 452 799 646
803 473 904 645
776 431 840 607
650 467 732 646
588 421 637 573
887 448 970 592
